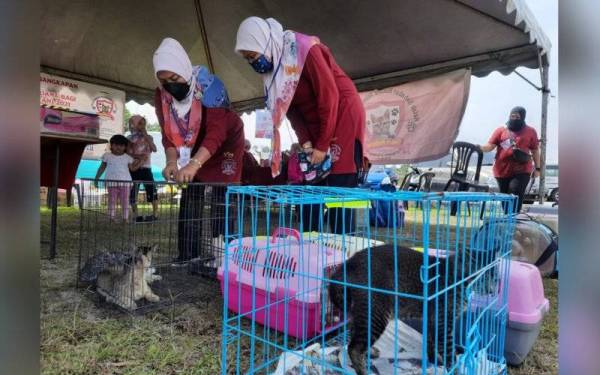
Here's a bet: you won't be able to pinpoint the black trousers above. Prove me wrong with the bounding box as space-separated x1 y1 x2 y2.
302 173 359 234
302 140 363 234
129 168 157 205
177 185 233 261
496 173 531 213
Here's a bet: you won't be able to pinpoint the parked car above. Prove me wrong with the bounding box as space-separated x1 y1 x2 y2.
524 164 558 203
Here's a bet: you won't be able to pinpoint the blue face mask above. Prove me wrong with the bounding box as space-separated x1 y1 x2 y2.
249 55 274 74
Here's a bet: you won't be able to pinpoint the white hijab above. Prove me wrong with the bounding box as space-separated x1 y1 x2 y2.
152 37 197 118
235 17 286 111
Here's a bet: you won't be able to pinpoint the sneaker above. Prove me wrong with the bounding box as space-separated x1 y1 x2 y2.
135 216 145 223
144 215 158 222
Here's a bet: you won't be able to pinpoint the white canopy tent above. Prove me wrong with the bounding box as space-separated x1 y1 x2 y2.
40 0 551 201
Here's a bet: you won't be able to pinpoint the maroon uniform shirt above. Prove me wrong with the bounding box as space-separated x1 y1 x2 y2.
155 90 244 183
286 44 366 175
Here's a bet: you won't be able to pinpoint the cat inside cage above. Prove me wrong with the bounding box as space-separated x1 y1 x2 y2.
220 185 515 375
77 179 238 312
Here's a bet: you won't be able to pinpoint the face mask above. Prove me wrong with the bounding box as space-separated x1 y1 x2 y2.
162 81 190 101
249 55 274 74
507 119 525 131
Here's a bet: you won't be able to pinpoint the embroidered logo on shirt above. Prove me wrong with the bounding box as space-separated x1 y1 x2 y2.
222 152 236 175
330 144 342 163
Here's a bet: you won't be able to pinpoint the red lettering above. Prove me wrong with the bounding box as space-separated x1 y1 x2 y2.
40 76 79 89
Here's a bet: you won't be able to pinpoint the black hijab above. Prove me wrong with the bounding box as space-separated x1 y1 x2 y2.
506 106 526 131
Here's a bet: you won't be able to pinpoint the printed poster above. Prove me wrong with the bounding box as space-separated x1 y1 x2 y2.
255 109 274 139
360 69 471 164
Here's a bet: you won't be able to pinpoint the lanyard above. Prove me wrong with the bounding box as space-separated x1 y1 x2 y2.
169 104 193 146
264 54 284 104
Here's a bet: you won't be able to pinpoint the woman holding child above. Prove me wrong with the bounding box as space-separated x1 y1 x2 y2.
127 114 159 222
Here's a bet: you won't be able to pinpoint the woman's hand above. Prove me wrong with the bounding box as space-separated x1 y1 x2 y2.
533 169 540 178
175 163 200 184
162 162 179 181
310 149 327 165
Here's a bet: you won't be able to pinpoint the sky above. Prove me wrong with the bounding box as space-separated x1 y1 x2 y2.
457 0 558 163
127 0 558 164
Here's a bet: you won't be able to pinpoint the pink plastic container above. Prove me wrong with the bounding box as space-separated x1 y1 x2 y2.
506 261 550 325
217 228 344 339
504 260 550 365
464 260 549 365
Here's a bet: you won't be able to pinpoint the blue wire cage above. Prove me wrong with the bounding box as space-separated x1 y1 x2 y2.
220 186 516 375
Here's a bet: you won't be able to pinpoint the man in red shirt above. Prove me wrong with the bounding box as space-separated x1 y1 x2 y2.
479 106 541 212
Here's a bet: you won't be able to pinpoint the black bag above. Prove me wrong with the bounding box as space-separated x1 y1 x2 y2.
512 146 532 163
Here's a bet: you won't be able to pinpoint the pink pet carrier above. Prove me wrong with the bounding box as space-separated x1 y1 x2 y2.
217 228 345 339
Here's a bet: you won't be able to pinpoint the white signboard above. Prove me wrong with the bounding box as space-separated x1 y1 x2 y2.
40 73 126 159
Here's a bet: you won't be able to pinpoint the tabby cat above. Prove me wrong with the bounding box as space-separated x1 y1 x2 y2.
328 244 468 375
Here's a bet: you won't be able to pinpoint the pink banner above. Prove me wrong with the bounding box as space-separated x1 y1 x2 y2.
360 69 470 164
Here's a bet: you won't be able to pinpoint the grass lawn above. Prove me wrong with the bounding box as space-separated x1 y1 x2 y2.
40 206 557 374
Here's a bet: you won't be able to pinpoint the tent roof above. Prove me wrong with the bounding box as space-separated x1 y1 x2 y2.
40 0 550 112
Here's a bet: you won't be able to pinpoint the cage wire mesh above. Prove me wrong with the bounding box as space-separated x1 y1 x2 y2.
220 186 517 375
77 178 238 313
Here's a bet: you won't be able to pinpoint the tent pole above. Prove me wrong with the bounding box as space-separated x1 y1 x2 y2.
538 60 549 204
50 142 60 259
194 0 215 74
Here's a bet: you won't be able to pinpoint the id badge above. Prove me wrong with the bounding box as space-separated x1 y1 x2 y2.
500 138 512 150
178 146 191 167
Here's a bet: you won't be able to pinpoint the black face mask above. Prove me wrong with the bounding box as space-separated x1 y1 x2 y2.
162 81 190 101
507 119 525 131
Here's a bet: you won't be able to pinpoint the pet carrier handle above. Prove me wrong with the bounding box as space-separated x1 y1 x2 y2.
271 227 302 244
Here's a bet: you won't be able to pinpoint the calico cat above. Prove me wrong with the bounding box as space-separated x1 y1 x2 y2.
82 244 161 310
328 244 466 375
